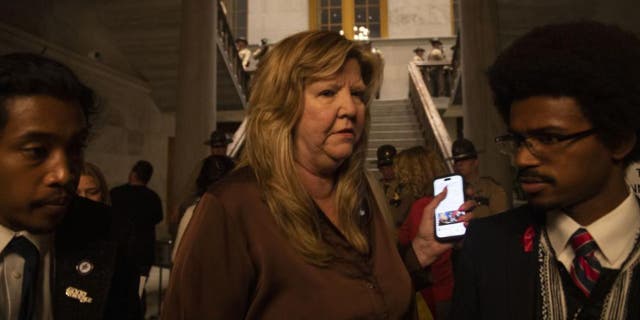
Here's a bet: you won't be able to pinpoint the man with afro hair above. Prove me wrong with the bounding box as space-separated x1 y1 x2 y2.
451 21 640 319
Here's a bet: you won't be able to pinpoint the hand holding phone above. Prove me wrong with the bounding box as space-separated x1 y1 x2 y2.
433 174 466 242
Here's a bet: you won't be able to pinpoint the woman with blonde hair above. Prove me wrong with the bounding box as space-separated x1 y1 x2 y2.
163 31 466 319
395 146 455 320
76 161 111 204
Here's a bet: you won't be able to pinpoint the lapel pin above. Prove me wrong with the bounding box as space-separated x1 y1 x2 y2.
76 260 94 275
65 286 93 303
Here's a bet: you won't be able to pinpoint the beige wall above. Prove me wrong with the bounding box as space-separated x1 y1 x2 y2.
247 0 309 44
388 0 453 38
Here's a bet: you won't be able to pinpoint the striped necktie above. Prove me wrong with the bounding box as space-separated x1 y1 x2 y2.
3 236 40 320
569 228 601 297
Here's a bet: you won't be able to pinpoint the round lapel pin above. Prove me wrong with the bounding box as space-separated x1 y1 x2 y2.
76 260 94 275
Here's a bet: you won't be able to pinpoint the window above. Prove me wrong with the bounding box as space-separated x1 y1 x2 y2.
319 0 343 32
309 0 387 39
354 0 380 38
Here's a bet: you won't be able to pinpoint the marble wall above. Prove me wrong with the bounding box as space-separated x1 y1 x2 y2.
247 0 309 44
388 0 453 38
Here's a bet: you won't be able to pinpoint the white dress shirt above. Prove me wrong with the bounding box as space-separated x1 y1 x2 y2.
547 192 640 272
0 225 53 320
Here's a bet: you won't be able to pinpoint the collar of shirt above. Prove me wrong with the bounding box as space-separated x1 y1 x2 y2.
0 224 53 258
546 192 640 270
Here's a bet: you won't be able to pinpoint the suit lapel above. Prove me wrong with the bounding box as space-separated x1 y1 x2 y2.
53 237 117 320
505 206 541 320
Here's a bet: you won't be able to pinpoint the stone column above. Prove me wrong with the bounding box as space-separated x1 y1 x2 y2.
171 0 217 215
460 0 513 204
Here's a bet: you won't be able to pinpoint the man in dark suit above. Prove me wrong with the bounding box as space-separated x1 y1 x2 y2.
110 160 163 316
451 21 640 319
0 53 140 319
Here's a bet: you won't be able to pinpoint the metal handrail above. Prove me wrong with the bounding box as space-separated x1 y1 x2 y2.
408 61 454 173
215 1 250 159
226 117 247 158
216 1 250 99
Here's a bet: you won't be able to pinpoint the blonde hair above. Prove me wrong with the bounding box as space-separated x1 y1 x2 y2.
80 162 111 204
238 31 382 265
394 146 447 199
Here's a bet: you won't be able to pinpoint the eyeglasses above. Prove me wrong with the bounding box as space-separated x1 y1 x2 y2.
494 128 597 158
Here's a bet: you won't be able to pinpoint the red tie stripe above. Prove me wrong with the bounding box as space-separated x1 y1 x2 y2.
569 228 601 297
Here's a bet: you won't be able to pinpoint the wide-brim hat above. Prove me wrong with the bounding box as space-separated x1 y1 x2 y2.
376 144 397 167
430 38 442 45
447 138 479 160
204 130 232 147
414 47 425 53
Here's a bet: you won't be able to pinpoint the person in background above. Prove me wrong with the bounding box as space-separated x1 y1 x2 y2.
171 155 235 261
412 46 426 63
162 30 467 319
451 21 640 319
76 161 111 204
376 144 397 194
396 146 453 320
426 38 446 97
235 37 252 71
0 52 140 319
204 129 233 157
110 160 163 316
451 138 509 218
252 38 271 66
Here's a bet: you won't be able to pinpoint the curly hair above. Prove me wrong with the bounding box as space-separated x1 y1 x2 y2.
238 31 383 265
394 146 447 199
0 53 96 132
488 20 640 166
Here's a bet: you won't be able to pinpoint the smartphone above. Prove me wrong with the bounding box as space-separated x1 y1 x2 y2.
433 174 466 242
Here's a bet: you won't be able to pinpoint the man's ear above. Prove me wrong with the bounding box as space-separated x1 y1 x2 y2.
611 132 637 161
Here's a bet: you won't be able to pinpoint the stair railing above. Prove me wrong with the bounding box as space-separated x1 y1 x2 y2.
216 0 250 103
215 0 250 158
408 61 454 173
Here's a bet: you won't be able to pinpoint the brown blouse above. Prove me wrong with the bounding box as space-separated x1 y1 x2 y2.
162 167 417 319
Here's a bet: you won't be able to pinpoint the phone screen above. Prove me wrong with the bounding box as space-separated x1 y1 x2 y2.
433 174 466 240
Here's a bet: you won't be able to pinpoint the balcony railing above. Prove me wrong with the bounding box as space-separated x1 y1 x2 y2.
408 61 454 173
216 1 250 99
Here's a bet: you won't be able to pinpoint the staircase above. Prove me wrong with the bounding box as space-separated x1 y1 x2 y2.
367 99 425 171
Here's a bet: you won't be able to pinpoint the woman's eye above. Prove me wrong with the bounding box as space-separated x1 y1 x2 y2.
319 90 336 97
351 91 365 100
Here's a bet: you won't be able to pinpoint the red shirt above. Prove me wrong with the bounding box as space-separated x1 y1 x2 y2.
398 196 454 316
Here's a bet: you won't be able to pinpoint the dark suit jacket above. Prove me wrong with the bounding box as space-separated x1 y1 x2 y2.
52 196 141 320
450 204 640 320
110 184 163 276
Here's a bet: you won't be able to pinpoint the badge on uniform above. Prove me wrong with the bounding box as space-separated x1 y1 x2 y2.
65 286 93 303
76 260 94 275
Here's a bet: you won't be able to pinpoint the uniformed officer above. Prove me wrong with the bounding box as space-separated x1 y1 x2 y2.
377 144 397 195
450 138 509 218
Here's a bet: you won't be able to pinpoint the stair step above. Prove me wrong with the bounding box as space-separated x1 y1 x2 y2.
369 109 415 117
371 99 409 107
370 122 421 132
371 115 419 123
369 130 423 139
370 105 413 113
368 138 425 149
